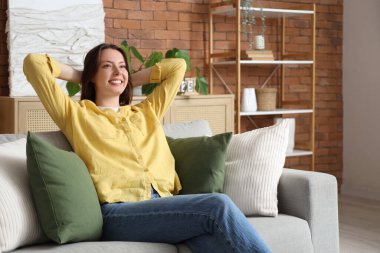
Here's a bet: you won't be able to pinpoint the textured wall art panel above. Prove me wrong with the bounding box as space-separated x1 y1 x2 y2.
6 0 105 96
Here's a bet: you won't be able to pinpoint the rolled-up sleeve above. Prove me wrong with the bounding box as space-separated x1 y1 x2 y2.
23 54 73 130
143 58 186 120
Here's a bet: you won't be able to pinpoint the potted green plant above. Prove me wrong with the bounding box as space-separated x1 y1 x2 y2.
66 40 208 96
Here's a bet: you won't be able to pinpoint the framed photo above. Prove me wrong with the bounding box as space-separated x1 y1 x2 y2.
179 80 187 93
184 77 197 95
186 78 194 92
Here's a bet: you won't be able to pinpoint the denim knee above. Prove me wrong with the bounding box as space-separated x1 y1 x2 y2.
203 193 239 215
210 193 235 206
206 193 233 206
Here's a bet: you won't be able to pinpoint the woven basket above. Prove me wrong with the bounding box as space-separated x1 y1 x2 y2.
256 88 277 111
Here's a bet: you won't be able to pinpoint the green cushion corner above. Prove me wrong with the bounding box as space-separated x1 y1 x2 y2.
166 132 232 195
26 132 103 244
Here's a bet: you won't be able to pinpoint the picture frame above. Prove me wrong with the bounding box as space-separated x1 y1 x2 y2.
186 78 195 92
179 80 187 93
183 77 198 95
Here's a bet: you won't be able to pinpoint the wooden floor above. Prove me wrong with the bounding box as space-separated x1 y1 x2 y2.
339 194 380 253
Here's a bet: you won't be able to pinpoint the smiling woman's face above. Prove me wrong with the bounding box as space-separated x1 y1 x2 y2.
92 48 129 100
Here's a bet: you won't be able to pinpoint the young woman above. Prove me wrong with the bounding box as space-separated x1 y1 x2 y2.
23 43 271 253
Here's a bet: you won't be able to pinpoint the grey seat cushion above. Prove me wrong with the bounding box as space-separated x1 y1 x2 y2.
11 216 311 253
177 244 193 253
248 214 314 253
11 241 178 253
34 131 73 151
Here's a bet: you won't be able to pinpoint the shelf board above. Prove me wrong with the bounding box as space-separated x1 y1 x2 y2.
240 109 313 116
214 60 313 65
212 6 314 18
286 149 313 157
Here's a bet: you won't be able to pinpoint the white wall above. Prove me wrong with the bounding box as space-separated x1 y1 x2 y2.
342 0 380 200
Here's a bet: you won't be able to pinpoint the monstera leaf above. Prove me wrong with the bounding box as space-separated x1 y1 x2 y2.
66 82 80 97
195 67 208 95
165 48 190 71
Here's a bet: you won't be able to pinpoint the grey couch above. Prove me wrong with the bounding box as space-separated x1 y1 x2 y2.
0 129 339 253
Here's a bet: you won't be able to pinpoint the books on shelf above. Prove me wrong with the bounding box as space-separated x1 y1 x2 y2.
243 50 275 61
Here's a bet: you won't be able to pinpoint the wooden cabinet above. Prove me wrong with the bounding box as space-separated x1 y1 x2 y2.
164 95 234 135
208 1 316 170
0 96 61 133
0 95 234 135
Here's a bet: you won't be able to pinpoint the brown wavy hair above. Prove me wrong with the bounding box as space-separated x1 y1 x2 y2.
80 43 133 106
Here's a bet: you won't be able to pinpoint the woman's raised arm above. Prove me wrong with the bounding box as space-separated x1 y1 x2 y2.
23 53 78 130
58 62 82 84
130 67 152 87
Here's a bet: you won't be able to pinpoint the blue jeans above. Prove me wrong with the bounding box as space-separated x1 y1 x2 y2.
101 193 271 253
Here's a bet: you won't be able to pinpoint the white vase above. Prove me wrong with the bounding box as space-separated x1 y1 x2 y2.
254 35 265 50
274 118 295 153
241 88 257 112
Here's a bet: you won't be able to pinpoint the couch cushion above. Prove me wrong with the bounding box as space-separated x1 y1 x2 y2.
163 120 212 138
34 131 73 151
224 120 289 216
26 132 103 244
0 138 47 252
177 243 193 253
11 241 178 253
166 132 232 194
0 134 26 144
247 214 313 253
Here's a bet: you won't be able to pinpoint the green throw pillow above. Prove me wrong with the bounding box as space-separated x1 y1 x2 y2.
26 132 103 244
167 132 232 194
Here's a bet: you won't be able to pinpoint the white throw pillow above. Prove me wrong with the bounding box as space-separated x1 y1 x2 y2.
224 120 289 216
163 120 212 138
0 138 47 252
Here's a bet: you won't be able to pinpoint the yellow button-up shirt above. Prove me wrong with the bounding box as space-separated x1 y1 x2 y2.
23 54 186 203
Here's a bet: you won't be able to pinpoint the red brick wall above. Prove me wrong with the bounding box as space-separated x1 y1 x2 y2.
0 0 343 185
104 0 209 76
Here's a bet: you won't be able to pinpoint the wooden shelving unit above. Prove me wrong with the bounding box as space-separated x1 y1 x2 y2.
240 108 313 116
208 1 316 170
213 60 314 65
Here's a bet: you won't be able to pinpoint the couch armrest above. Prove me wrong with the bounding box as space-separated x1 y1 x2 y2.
278 168 339 253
